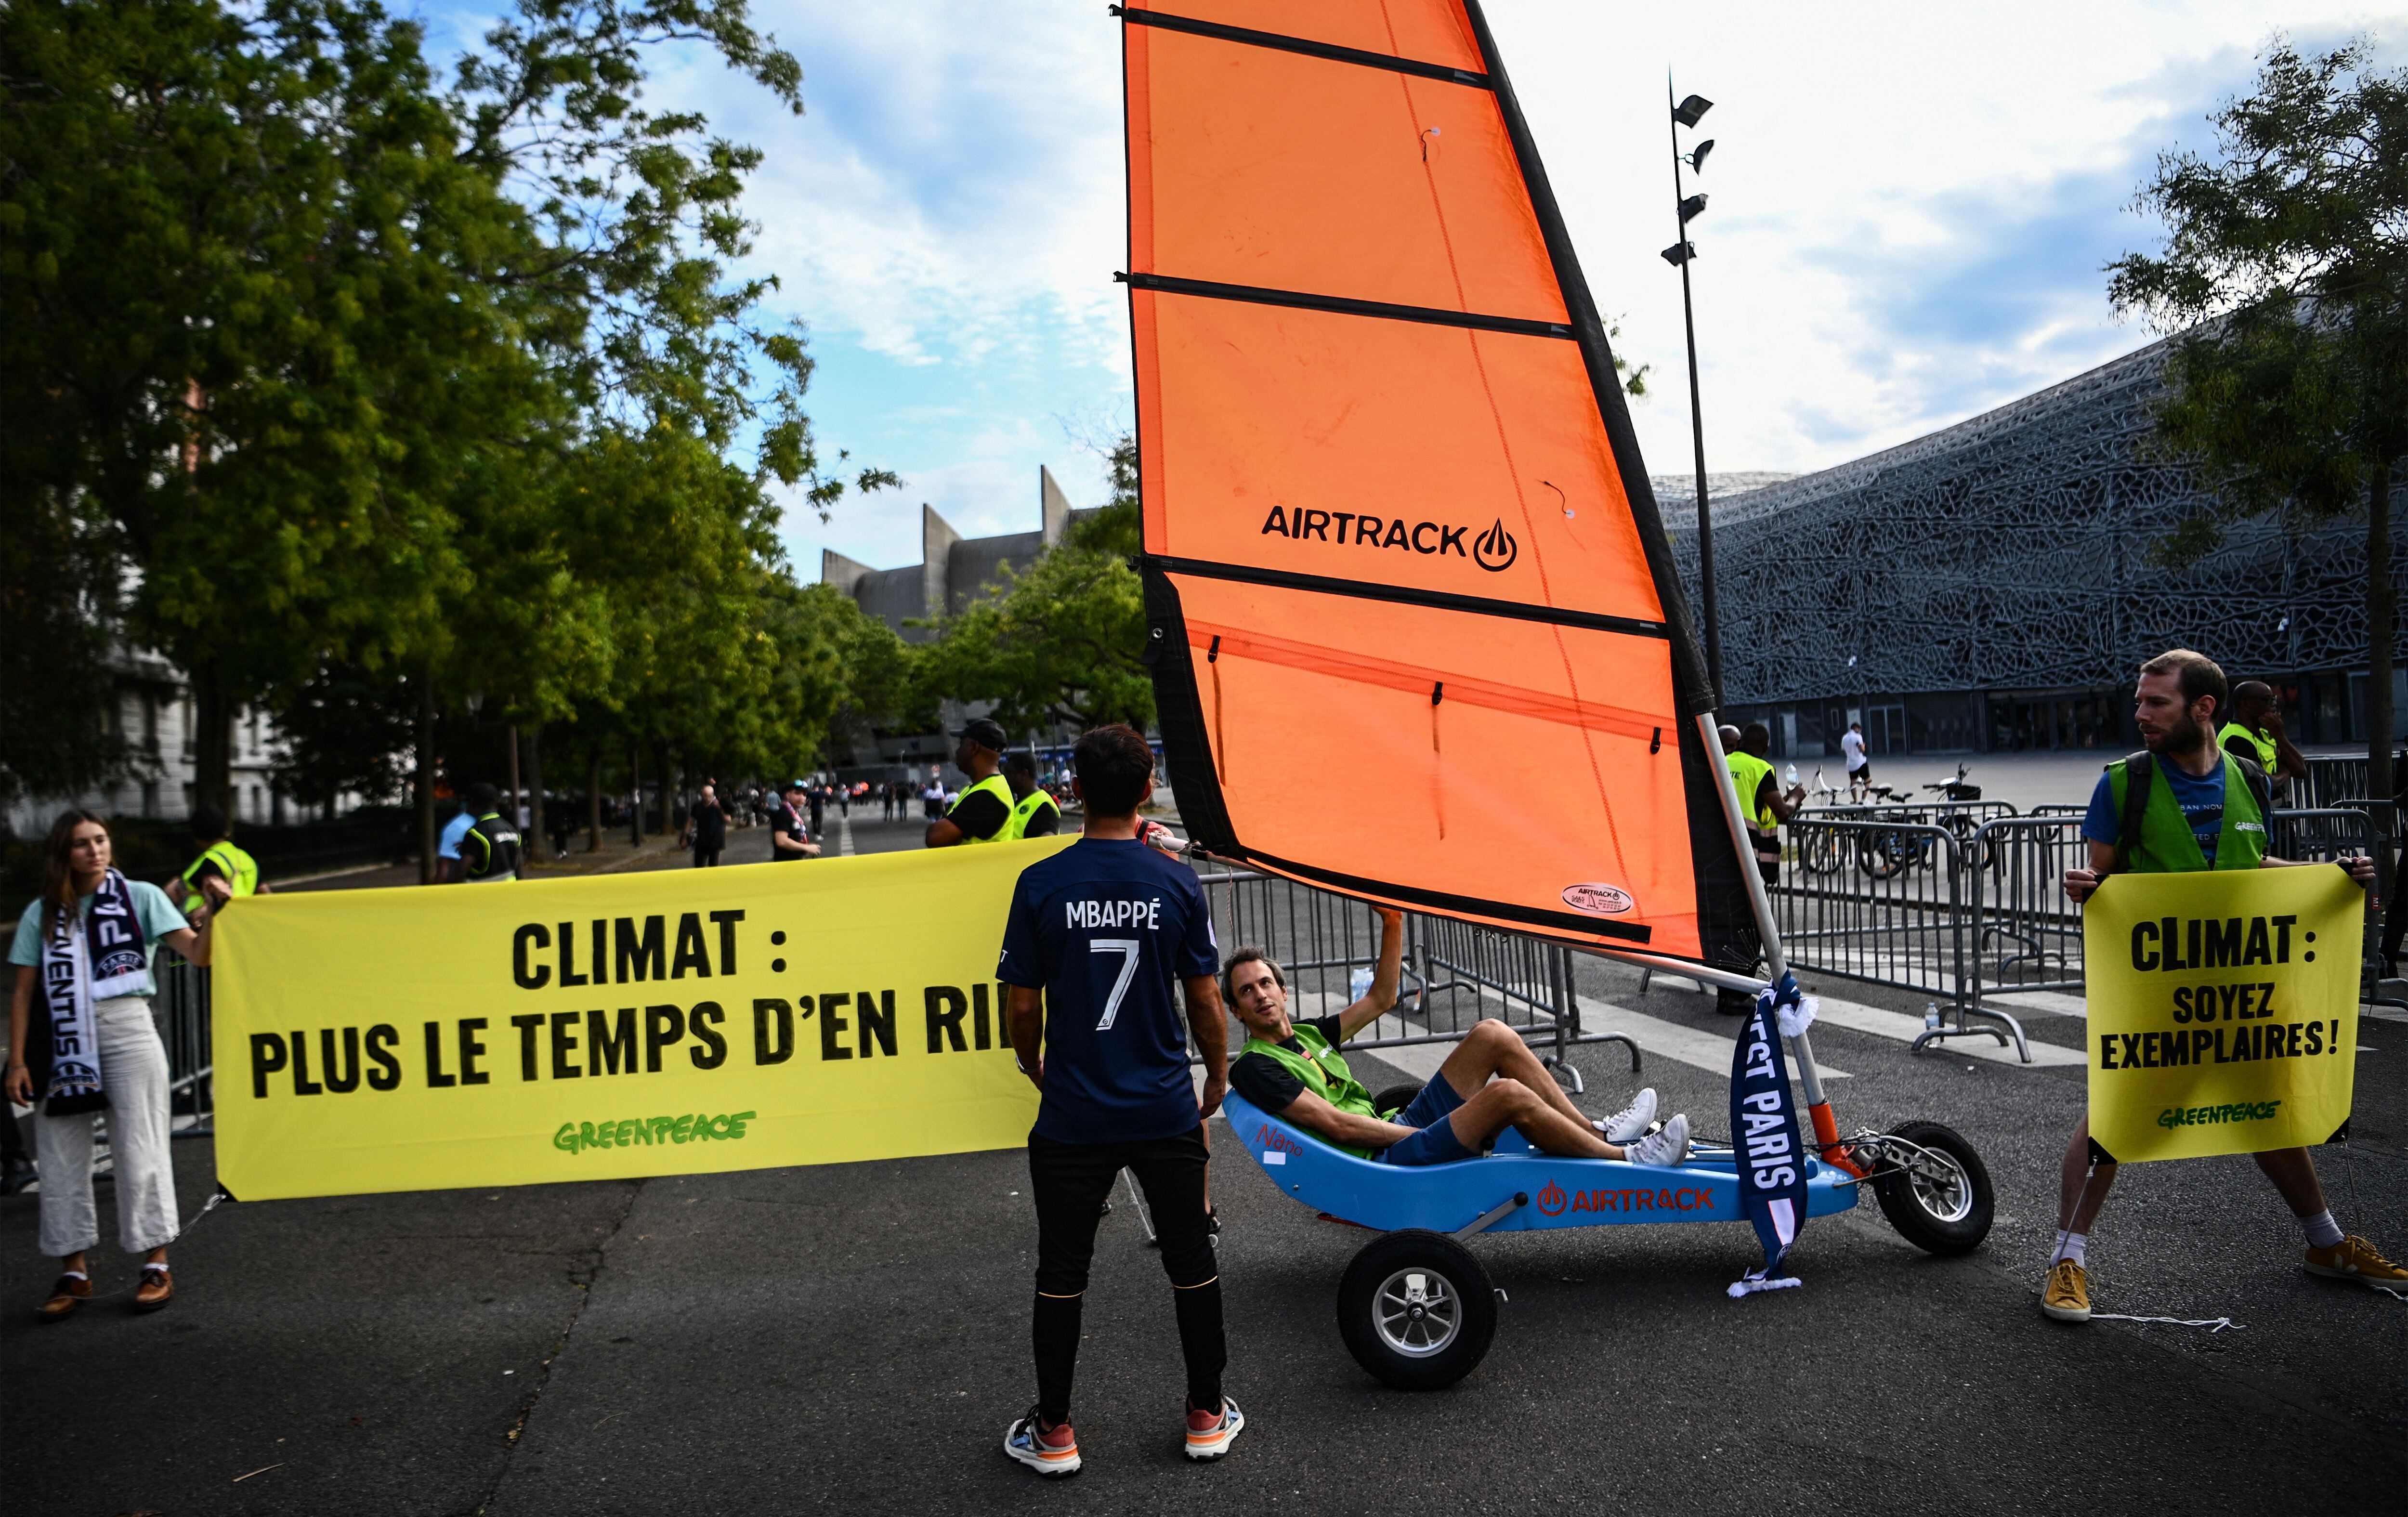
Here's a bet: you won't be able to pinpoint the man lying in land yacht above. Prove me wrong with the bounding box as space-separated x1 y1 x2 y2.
1223 909 1691 1168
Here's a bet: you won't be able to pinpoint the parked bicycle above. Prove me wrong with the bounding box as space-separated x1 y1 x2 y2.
1799 768 1935 879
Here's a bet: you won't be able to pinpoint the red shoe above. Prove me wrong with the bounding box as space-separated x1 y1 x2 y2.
1003 1407 1080 1478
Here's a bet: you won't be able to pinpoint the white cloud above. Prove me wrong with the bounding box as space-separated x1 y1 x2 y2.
415 0 2403 566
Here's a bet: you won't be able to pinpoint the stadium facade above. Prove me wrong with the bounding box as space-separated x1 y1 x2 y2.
1660 339 2404 759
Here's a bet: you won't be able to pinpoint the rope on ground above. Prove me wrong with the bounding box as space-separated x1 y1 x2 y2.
2090 1312 2243 1332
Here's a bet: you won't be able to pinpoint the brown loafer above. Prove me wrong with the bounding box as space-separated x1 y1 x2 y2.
38 1274 92 1321
133 1265 173 1313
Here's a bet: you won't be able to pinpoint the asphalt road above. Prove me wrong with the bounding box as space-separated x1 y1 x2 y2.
3 847 2401 1515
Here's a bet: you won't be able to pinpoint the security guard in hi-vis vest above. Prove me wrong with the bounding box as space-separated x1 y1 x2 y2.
167 804 268 919
457 783 523 883
1002 752 1062 841
927 718 1016 848
2048 649 2396 1323
2218 679 2308 791
1715 722 1805 1016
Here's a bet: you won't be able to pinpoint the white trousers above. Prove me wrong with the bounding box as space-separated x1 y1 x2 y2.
35 997 181 1257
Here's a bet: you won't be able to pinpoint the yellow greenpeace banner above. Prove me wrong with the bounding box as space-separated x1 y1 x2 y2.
210 839 1073 1199
2083 866 2364 1163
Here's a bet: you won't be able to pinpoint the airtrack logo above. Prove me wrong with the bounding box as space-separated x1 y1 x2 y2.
1561 883 1635 916
1258 507 1518 573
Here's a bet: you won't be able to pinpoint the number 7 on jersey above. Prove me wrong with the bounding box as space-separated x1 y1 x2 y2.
1089 939 1141 1031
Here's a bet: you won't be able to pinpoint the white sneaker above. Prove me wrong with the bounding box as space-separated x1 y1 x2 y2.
1595 1087 1658 1143
1624 1112 1690 1167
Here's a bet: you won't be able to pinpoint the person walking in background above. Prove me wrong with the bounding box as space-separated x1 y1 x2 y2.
455 783 522 883
772 782 821 861
164 804 267 920
433 791 478 883
1840 720 1871 801
7 811 225 1319
684 783 727 867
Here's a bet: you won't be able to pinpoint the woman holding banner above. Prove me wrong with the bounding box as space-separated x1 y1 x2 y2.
2049 651 2400 1323
7 811 222 1319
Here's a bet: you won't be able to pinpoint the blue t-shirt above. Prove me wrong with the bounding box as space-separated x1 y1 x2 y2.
2082 758 2226 865
437 809 476 861
997 838 1219 1144
9 880 190 996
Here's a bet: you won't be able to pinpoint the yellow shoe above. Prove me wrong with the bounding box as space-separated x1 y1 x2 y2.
2041 1260 2091 1322
2303 1235 2408 1290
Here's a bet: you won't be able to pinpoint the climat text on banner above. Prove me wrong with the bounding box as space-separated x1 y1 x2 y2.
210 840 1074 1200
2082 865 2363 1164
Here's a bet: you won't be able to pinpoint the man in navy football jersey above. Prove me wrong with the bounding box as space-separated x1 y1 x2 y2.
997 724 1241 1477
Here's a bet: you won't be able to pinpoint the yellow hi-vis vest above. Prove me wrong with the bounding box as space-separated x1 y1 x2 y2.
179 839 259 917
1007 788 1060 840
2219 723 2278 771
946 773 1016 844
1725 750 1779 831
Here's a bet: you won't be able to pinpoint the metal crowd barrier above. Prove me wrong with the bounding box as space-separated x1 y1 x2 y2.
1195 863 1639 1090
1769 818 1963 1000
156 959 215 1135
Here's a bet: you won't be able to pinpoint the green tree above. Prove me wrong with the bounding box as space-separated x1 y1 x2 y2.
2109 38 2408 803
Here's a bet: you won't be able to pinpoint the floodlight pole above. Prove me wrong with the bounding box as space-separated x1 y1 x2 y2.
1668 76 1721 703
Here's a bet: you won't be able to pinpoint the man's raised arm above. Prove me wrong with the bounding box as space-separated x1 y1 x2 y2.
1335 908 1406 1043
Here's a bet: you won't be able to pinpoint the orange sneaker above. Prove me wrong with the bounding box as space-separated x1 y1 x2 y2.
2303 1235 2408 1291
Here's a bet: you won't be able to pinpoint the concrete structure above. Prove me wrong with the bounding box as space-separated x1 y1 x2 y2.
821 467 1097 781
1661 340 2404 758
822 466 1087 641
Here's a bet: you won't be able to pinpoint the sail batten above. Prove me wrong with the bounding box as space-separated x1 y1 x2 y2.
1125 0 1749 969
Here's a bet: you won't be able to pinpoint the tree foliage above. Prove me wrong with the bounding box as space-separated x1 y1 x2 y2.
0 0 904 834
2108 37 2407 793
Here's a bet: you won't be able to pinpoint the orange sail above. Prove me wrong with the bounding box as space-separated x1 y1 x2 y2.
1122 0 1747 962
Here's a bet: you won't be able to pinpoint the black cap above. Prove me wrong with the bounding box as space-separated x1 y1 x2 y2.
954 718 1008 751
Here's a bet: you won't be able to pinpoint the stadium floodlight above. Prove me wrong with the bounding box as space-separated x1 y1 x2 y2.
1660 241 1695 265
1666 76 1725 694
1688 138 1714 173
1673 93 1713 128
1679 193 1709 223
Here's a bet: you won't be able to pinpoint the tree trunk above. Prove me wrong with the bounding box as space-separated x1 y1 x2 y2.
586 747 603 853
628 744 644 845
2370 457 2396 824
190 664 234 819
653 740 673 833
415 677 437 885
506 723 523 847
522 725 545 871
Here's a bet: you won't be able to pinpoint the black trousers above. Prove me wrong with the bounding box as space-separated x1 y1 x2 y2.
1027 1127 1222 1425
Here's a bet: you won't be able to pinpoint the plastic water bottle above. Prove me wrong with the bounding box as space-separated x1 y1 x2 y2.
1784 763 1799 786
1924 1004 1943 1031
1349 967 1374 1003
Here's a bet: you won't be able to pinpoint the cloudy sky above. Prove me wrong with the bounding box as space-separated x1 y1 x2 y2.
410 1 2403 577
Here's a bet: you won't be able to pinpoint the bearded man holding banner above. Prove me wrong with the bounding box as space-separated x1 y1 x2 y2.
2049 649 2401 1323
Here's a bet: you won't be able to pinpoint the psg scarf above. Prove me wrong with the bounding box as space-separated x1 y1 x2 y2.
38 868 148 1114
1727 970 1810 1295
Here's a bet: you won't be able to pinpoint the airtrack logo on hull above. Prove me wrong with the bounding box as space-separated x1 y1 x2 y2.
1561 883 1635 916
1259 507 1518 573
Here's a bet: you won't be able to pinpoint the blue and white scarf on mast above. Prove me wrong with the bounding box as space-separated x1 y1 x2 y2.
1727 970 1814 1297
38 869 147 1114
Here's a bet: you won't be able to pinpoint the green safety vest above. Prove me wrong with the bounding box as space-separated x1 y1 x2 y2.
2104 752 2267 874
179 839 259 916
946 773 1016 844
1006 788 1060 840
1236 1022 1380 1158
1725 750 1779 831
2219 723 2278 771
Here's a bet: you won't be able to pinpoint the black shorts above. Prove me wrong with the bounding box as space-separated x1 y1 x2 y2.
1847 758 1871 783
